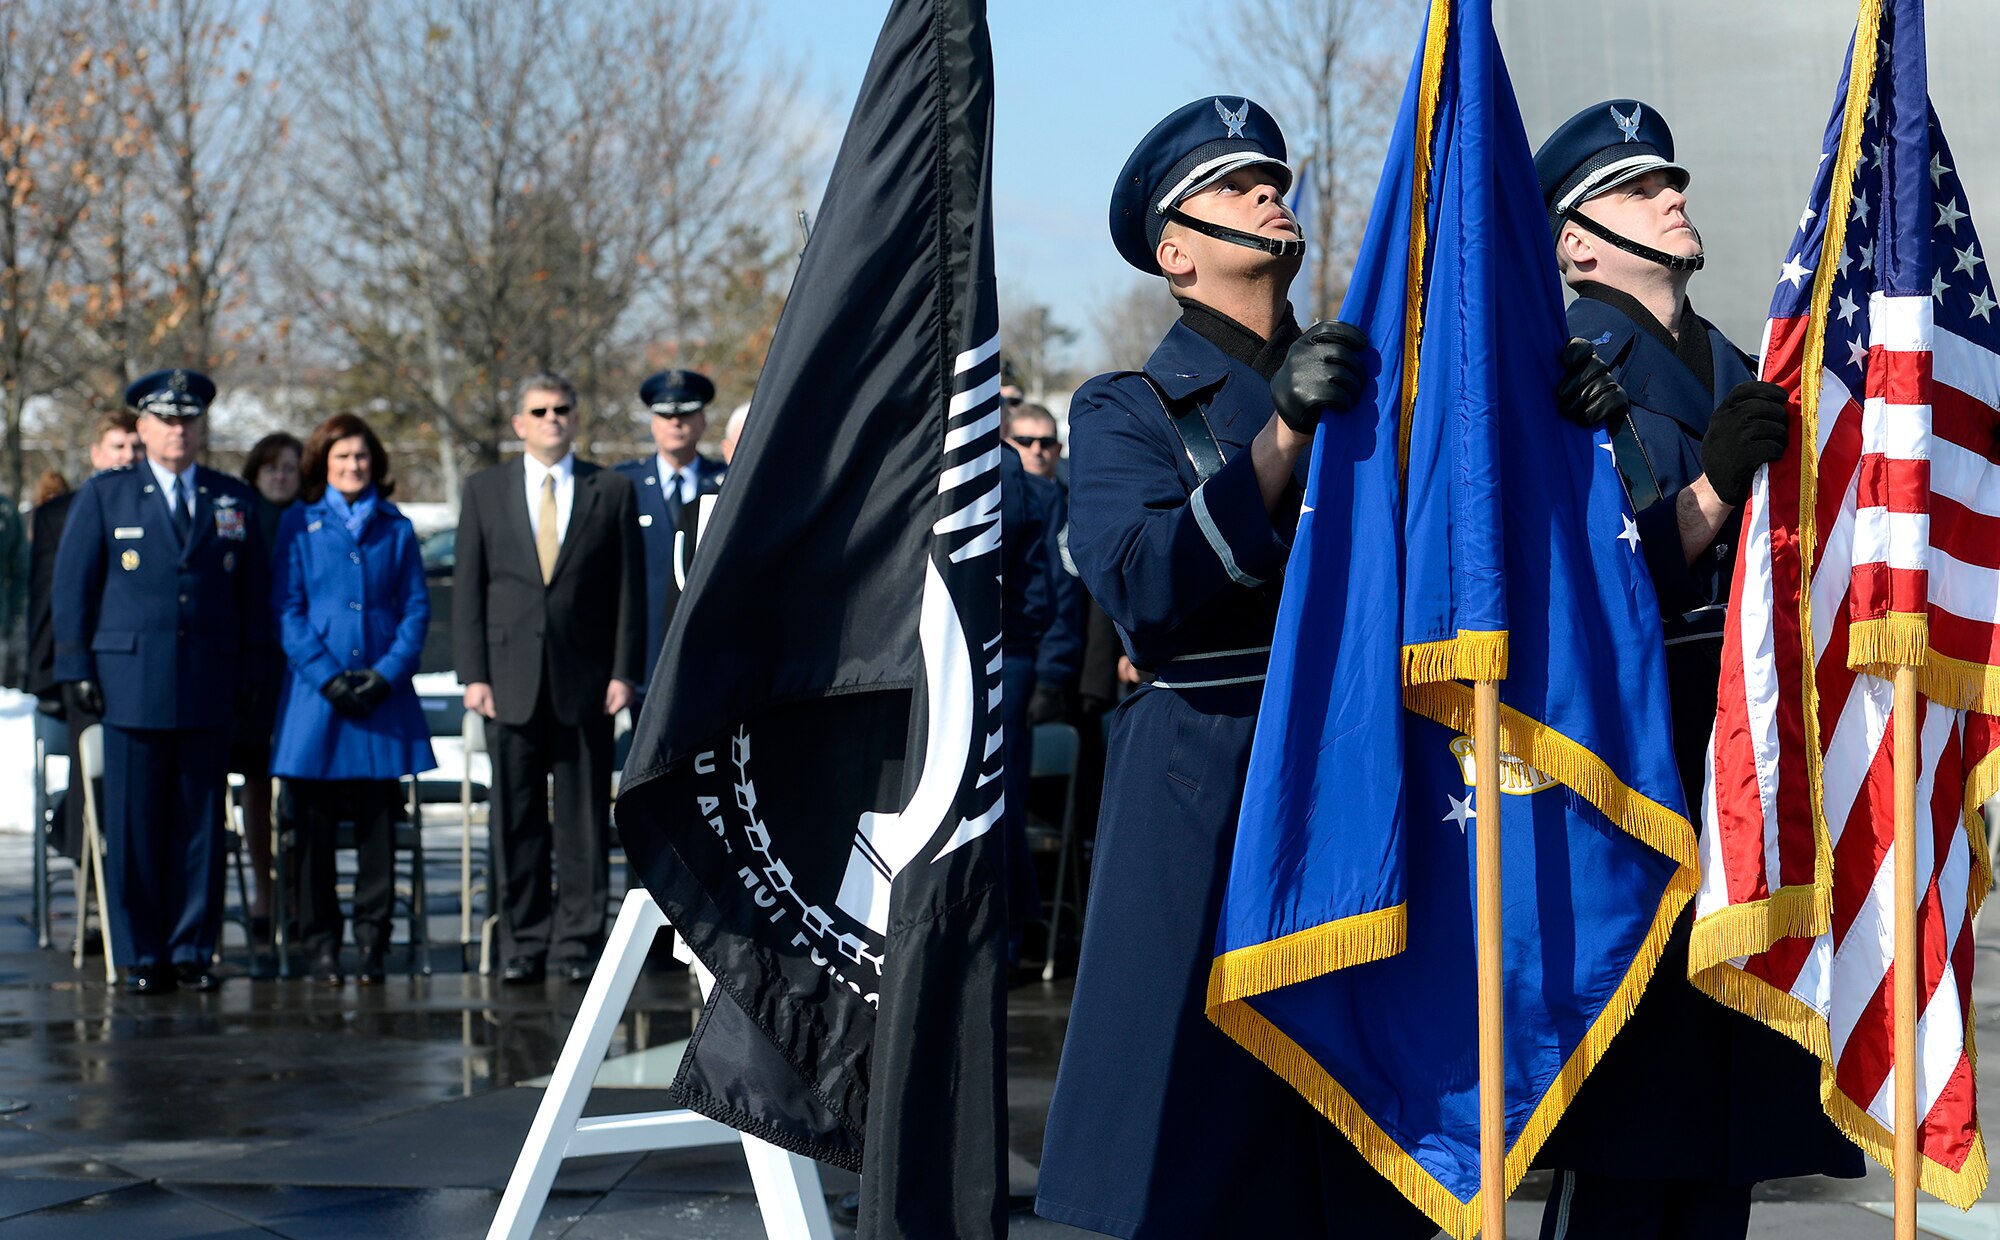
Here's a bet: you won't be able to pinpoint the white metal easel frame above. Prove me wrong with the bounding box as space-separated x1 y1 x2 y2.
488 888 834 1240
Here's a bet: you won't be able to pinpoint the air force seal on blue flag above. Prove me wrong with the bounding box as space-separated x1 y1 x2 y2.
1203 3 1696 1236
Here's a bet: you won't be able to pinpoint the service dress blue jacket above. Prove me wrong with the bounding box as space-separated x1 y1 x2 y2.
614 453 726 690
268 495 437 781
51 463 269 729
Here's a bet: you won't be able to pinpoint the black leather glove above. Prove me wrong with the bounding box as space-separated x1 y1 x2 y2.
1026 681 1073 727
1271 321 1371 434
68 679 104 718
346 668 392 712
321 673 368 719
1555 338 1631 430
1700 381 1791 506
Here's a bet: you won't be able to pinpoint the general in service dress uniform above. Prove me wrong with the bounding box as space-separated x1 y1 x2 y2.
52 369 270 994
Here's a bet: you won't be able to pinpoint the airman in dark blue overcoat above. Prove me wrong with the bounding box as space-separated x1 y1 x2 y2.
52 369 270 993
1036 94 1632 1240
1528 100 1865 1239
614 369 727 692
1031 96 1442 1240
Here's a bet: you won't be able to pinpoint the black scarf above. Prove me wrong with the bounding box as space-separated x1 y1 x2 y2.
1176 299 1301 381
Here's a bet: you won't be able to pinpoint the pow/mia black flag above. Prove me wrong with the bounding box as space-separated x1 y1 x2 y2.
614 0 1006 1235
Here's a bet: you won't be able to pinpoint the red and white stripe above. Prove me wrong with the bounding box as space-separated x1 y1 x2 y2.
1697 292 2000 1199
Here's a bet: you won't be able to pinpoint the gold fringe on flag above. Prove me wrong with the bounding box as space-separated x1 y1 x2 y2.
1920 648 2000 716
1403 681 1698 869
1395 0 1453 477
1687 883 1831 973
1209 826 1698 1240
1403 630 1509 685
1206 903 1407 1009
1847 611 1931 672
1688 958 1991 1207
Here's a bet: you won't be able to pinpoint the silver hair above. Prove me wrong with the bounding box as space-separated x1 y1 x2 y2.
513 371 577 412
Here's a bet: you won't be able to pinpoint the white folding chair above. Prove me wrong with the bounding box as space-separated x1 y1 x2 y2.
72 724 116 982
462 710 502 974
30 711 63 949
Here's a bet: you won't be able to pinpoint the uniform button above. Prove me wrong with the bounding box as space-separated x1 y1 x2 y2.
351 649 362 658
177 627 185 636
350 601 362 610
178 594 188 604
350 552 361 564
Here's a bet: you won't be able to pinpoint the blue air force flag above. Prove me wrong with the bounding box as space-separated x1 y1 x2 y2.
1204 2 1699 1235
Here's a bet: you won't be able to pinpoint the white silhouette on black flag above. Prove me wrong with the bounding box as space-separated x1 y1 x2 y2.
614 0 1007 1235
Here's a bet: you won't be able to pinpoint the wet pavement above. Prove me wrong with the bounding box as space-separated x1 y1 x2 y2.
1 825 1998 1237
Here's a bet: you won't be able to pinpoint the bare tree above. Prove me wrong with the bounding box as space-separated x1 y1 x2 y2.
1000 291 1078 399
0 0 125 496
1205 0 1420 322
1091 279 1183 374
277 0 809 498
108 0 285 369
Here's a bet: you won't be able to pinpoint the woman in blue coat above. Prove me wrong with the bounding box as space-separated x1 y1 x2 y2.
270 413 436 985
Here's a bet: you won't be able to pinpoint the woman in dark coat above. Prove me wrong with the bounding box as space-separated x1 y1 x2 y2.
234 432 302 940
269 414 435 985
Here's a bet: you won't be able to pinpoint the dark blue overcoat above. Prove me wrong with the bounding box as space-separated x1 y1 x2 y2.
614 453 725 690
268 496 436 781
1035 320 1435 1240
1532 291 1864 1185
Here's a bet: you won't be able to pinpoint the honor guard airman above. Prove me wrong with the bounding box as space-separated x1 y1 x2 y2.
51 369 270 994
615 369 727 692
1034 95 1626 1240
1528 101 1864 1239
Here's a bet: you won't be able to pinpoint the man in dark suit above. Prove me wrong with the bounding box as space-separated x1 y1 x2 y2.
612 369 726 693
27 411 143 862
454 371 646 983
52 370 269 994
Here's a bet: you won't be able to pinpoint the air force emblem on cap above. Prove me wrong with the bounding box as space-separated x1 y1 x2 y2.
1214 98 1249 139
1611 102 1643 143
1110 96 1291 272
124 367 216 417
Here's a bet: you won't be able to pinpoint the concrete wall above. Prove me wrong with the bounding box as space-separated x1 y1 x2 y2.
1494 0 1999 346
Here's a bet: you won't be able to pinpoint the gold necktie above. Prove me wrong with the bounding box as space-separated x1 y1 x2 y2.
536 473 560 583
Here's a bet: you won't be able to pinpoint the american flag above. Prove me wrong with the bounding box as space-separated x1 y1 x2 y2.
1697 0 1999 1206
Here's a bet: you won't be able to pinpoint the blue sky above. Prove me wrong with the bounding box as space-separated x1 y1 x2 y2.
762 1 1321 369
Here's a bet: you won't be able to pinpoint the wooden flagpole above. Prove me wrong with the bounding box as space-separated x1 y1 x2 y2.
1474 678 1506 1239
1892 664 1920 1240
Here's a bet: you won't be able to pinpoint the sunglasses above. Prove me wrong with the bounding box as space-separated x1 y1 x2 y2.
524 403 573 419
1010 434 1059 451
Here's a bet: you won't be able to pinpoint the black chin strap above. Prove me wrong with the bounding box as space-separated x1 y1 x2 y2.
1565 209 1705 272
1164 206 1304 259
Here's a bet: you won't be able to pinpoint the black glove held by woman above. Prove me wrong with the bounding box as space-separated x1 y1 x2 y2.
346 668 392 711
321 674 368 719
